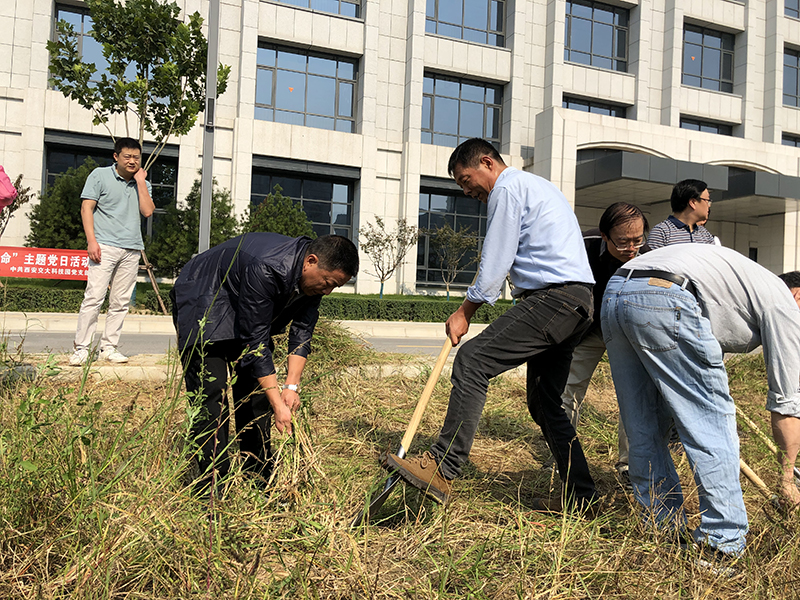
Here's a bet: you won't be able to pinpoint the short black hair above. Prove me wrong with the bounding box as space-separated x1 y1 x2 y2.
779 271 800 290
306 235 359 278
447 138 505 176
598 202 650 237
670 179 708 213
114 137 142 155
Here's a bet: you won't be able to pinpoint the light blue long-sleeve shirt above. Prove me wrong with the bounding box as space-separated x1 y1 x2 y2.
466 167 594 305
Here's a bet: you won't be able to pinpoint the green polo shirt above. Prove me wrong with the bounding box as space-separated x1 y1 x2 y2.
80 164 151 251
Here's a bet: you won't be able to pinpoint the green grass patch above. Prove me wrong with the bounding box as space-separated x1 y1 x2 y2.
0 328 797 598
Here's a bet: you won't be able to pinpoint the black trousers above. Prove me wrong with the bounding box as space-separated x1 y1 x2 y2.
431 283 597 502
182 340 273 489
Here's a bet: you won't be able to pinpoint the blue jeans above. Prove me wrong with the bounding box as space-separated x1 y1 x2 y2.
602 275 748 556
431 283 597 504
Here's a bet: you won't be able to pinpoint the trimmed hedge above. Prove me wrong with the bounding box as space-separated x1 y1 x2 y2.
318 296 510 323
0 285 512 323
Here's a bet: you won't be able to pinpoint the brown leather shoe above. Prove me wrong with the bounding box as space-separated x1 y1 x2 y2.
387 451 452 504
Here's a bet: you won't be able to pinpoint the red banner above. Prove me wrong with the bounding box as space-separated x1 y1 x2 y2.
0 246 89 280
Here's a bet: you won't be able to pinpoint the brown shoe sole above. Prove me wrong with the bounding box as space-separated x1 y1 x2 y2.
386 455 450 505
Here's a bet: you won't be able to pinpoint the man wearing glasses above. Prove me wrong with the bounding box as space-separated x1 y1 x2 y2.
558 203 649 490
646 179 715 248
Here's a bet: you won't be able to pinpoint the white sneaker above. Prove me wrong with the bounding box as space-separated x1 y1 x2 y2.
99 348 128 363
69 348 90 366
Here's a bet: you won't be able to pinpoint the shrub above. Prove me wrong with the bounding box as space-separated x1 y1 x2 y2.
145 179 238 278
26 158 98 249
241 184 316 238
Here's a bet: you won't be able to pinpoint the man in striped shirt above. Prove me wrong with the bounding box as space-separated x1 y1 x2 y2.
647 179 715 248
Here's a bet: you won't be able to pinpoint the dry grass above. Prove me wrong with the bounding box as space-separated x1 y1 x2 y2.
0 324 798 599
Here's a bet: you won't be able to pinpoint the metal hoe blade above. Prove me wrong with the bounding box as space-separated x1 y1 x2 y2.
350 471 402 527
351 337 454 527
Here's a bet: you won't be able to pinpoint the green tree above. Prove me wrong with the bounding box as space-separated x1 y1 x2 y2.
0 174 34 240
426 223 479 300
47 0 230 170
359 217 419 299
26 159 98 249
145 178 238 278
241 185 316 239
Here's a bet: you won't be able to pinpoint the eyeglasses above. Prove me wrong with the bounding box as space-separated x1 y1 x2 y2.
696 196 713 205
609 237 645 252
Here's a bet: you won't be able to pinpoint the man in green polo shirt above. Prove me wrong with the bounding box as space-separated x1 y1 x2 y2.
69 137 155 366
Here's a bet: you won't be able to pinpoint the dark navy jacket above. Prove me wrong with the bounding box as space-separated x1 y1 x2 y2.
172 233 320 379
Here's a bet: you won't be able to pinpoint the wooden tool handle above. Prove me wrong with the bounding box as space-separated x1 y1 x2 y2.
398 336 453 455
740 458 780 508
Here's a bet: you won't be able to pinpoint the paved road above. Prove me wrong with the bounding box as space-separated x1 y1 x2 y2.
3 331 455 359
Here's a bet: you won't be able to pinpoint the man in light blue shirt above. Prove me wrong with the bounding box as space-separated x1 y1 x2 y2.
389 138 597 512
69 137 155 366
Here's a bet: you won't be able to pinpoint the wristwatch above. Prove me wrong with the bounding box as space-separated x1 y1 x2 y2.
283 383 301 393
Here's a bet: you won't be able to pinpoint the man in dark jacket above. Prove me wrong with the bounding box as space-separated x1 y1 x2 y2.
559 203 648 486
172 233 359 493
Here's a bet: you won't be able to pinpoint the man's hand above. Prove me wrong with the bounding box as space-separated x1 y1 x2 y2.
446 300 482 346
133 167 148 184
282 387 301 413
273 402 293 435
87 240 101 264
446 310 470 346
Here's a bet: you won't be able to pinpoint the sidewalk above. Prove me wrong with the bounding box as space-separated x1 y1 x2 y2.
0 312 493 382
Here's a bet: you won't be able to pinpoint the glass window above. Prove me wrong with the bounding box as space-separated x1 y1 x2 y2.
426 0 505 47
564 0 629 72
250 169 355 239
681 25 735 93
788 0 800 19
782 134 800 147
255 44 358 133
679 117 733 136
417 189 487 286
54 5 109 84
422 73 503 147
45 143 178 240
276 0 360 18
785 48 800 107
562 95 628 118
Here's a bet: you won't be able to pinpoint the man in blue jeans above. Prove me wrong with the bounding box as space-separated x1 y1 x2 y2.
602 244 800 557
388 138 598 512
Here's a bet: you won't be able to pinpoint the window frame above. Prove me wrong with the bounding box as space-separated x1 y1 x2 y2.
787 0 800 20
421 72 503 148
564 0 629 73
416 186 487 289
785 47 800 107
679 117 733 136
562 95 628 118
782 133 800 147
425 0 506 48
249 167 356 240
255 43 358 134
681 24 735 94
275 0 361 18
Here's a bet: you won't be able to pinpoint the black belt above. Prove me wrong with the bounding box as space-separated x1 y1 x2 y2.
516 281 592 300
614 268 697 297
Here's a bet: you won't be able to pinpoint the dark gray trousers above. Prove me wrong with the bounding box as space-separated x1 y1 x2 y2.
431 283 597 502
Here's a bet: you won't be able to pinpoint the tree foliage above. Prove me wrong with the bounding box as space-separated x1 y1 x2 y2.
359 217 419 298
26 159 98 249
426 223 479 300
0 174 34 240
145 178 238 278
241 185 316 239
47 0 230 170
